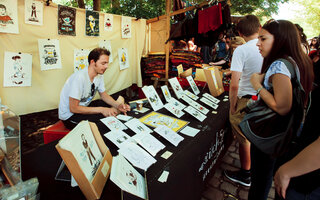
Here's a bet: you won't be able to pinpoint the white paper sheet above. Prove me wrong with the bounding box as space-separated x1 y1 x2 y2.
168 77 184 99
118 48 129 70
161 151 173 159
180 126 200 137
142 86 163 111
184 90 199 101
74 49 90 72
168 98 186 110
104 130 131 148
154 125 184 147
58 121 103 182
203 93 220 104
121 16 131 38
118 141 156 171
104 14 113 31
132 132 165 157
186 75 200 95
125 118 152 135
200 97 219 109
116 114 133 121
3 51 32 87
110 155 147 199
181 95 209 115
99 40 113 63
184 106 207 122
0 0 19 34
161 85 172 102
164 103 185 118
25 0 43 26
38 39 62 70
100 116 127 131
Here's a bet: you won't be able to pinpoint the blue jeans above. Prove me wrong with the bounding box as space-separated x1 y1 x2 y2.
284 186 320 200
248 144 276 200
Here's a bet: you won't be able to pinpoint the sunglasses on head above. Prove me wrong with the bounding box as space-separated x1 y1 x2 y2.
91 83 95 96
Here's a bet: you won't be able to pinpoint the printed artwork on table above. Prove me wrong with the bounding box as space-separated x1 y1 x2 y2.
139 111 189 132
38 39 62 71
104 130 131 148
104 14 113 31
142 86 163 111
100 116 127 131
0 0 19 34
118 48 129 70
161 85 172 102
186 75 200 95
168 77 184 99
3 51 32 87
99 40 113 63
25 0 43 26
58 5 76 36
121 16 131 38
74 49 90 72
85 10 99 36
58 121 103 182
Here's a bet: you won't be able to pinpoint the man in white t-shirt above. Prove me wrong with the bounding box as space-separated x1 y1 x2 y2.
224 15 263 187
59 48 130 129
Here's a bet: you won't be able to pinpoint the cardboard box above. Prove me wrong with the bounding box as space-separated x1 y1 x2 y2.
204 67 224 97
56 122 112 200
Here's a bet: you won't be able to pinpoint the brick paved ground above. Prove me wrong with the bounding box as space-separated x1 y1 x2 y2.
201 141 275 200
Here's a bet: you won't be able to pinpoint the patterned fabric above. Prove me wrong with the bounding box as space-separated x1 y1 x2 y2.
263 60 291 90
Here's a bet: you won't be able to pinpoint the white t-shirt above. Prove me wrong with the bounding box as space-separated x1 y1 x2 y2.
230 39 263 97
58 67 106 120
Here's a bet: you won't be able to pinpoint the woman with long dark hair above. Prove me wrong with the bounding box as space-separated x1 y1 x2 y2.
247 19 314 200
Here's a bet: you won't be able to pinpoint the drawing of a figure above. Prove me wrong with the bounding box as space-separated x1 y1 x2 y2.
11 55 25 85
123 24 130 35
43 44 58 65
81 133 96 166
76 55 86 70
126 170 137 187
105 17 111 28
31 3 36 18
0 4 13 26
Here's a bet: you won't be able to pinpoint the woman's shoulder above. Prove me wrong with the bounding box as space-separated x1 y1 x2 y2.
267 60 291 78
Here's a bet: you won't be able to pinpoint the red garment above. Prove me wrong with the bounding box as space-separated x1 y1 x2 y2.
198 3 223 34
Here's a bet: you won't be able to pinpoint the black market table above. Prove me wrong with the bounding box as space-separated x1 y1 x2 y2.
22 92 232 200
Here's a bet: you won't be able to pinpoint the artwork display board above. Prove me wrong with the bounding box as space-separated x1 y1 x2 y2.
0 0 19 34
58 5 76 36
139 111 189 132
56 121 112 200
3 51 32 87
25 0 43 26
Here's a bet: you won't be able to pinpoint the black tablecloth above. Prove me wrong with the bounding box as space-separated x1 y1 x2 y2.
22 92 232 200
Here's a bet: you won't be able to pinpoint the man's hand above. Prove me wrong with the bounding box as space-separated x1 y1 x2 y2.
100 107 118 117
117 103 131 115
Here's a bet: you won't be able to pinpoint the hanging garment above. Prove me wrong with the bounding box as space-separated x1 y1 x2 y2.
198 3 223 34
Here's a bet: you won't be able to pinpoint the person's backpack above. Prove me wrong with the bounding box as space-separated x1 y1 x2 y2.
239 58 308 157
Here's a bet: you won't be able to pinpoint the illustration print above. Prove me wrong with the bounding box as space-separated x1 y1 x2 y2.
25 0 43 26
0 0 19 34
86 10 99 36
58 5 76 36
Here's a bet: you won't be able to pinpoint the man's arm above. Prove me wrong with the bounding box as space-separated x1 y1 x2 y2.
229 71 241 114
100 92 130 114
69 97 117 117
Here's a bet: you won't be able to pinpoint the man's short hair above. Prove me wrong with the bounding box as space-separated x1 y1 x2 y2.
237 15 260 37
88 48 110 64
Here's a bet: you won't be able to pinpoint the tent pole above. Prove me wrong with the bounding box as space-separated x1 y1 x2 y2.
165 0 171 80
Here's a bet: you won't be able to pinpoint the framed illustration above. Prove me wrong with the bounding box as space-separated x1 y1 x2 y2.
74 49 90 72
99 40 113 63
85 10 99 36
139 111 189 132
58 5 76 36
0 0 19 34
3 51 32 87
25 0 43 26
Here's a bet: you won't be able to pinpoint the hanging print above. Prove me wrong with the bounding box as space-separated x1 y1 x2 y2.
3 51 32 87
58 5 76 36
0 0 19 34
85 10 99 36
99 40 113 63
118 48 129 70
38 39 62 71
121 16 131 38
25 0 43 26
104 14 113 31
74 49 90 72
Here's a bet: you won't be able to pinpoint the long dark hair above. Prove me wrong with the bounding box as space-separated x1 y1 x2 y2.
261 20 314 97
